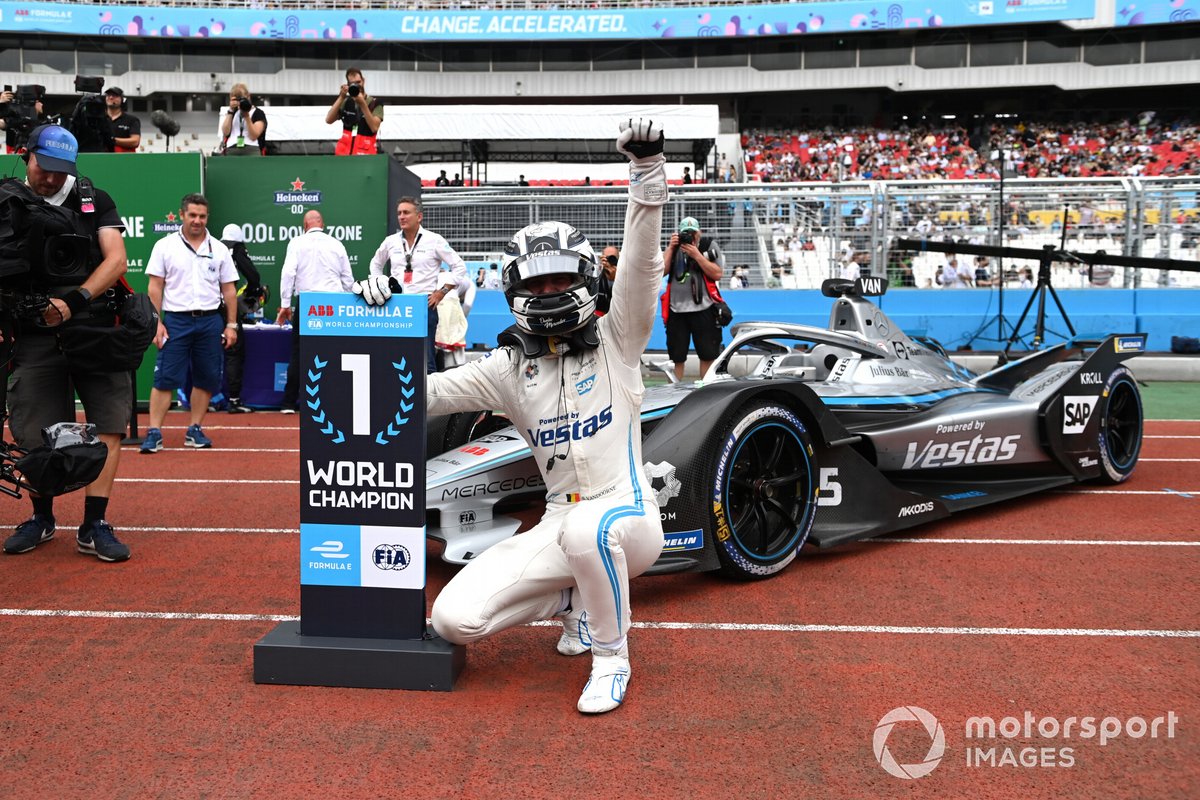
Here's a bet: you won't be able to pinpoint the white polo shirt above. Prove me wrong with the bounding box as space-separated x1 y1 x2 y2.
146 230 239 312
279 227 356 307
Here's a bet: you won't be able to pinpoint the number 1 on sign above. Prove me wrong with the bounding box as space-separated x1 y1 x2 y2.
342 353 371 435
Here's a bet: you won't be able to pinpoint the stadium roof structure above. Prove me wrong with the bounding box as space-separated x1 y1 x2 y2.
267 104 719 163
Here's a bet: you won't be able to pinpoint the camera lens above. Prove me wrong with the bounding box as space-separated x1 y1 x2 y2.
238 96 251 113
348 83 362 98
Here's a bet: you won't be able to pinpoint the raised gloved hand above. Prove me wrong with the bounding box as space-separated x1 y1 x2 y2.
352 275 401 305
617 118 667 207
617 118 664 161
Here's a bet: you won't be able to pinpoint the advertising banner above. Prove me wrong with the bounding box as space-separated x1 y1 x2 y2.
297 290 427 640
0 0 1101 42
205 154 390 301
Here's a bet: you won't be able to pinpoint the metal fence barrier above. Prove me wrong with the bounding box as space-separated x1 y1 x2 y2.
420 177 1200 290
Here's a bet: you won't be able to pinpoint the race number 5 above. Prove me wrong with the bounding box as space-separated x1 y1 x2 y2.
817 467 842 507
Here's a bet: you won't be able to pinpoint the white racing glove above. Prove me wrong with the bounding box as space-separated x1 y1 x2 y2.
352 275 402 306
617 118 667 207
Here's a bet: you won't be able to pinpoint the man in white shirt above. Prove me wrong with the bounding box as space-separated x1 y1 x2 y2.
938 255 973 288
141 193 240 452
368 196 469 372
276 210 356 411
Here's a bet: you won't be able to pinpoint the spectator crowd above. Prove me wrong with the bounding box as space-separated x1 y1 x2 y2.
742 115 1200 182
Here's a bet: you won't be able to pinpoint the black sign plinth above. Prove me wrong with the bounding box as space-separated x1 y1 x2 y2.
254 621 464 691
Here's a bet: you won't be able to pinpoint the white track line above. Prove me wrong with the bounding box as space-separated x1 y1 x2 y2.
1140 458 1200 462
116 478 298 484
112 479 1200 493
0 607 1195 638
119 447 300 453
145 425 298 431
1056 489 1198 495
3 524 1195 548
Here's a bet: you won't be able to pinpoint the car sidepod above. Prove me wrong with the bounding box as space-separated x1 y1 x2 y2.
1041 334 1146 483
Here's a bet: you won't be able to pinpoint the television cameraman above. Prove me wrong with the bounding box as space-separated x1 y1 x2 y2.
218 83 267 156
103 87 141 153
2 125 132 562
0 85 49 153
325 67 383 156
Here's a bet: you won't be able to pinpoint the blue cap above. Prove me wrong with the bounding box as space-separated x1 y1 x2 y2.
678 216 700 233
26 124 79 176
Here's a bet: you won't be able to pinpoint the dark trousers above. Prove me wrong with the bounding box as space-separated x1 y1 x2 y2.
426 305 439 374
223 318 246 398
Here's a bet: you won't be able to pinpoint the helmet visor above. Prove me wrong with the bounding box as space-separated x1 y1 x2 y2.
506 251 592 292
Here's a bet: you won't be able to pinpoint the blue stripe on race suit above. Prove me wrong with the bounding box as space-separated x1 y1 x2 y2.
595 423 645 633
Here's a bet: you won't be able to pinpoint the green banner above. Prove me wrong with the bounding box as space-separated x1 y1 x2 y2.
204 155 392 303
0 152 204 400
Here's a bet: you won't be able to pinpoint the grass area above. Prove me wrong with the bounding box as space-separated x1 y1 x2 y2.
1139 381 1200 420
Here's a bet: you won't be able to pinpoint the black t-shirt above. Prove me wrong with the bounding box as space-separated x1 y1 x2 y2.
109 112 141 143
60 180 124 236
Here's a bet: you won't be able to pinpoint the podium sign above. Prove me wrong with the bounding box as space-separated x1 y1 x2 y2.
254 291 464 690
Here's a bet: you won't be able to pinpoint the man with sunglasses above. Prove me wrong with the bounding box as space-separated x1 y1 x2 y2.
367 196 469 372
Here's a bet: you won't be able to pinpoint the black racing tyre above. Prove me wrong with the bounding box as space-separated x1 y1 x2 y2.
1094 366 1143 484
708 401 818 580
441 410 509 451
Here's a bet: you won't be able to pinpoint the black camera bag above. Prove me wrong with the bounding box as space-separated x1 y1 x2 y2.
56 283 159 373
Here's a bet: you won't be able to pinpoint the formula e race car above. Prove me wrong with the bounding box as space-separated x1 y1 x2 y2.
424 277 1145 580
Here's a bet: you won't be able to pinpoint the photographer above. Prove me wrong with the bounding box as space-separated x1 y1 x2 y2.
2 125 132 562
596 244 619 315
661 217 725 381
218 83 267 156
325 68 383 156
103 87 141 153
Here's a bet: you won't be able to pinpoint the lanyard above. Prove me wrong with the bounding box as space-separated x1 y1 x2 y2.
178 231 213 258
402 232 423 273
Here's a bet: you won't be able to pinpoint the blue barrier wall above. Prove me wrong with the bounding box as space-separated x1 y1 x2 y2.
462 288 1198 352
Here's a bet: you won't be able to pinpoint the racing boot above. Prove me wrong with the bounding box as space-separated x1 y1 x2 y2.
556 588 591 656
577 642 630 714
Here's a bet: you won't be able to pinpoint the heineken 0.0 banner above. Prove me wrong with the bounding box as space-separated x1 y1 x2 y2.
205 154 391 299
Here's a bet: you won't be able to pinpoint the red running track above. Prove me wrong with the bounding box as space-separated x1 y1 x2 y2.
0 415 1196 799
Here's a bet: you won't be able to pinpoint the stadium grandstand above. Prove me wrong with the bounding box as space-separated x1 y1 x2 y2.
3 0 1199 291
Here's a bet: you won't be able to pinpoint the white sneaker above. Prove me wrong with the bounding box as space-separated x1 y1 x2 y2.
556 595 591 656
577 644 630 714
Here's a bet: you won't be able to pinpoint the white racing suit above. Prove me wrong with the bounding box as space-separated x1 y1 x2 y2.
428 181 665 649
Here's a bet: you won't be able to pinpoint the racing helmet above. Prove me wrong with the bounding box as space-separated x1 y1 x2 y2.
501 221 598 336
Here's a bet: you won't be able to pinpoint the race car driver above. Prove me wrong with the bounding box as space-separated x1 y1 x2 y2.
353 118 667 713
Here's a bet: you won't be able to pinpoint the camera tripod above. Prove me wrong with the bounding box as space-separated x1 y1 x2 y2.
893 237 1200 361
